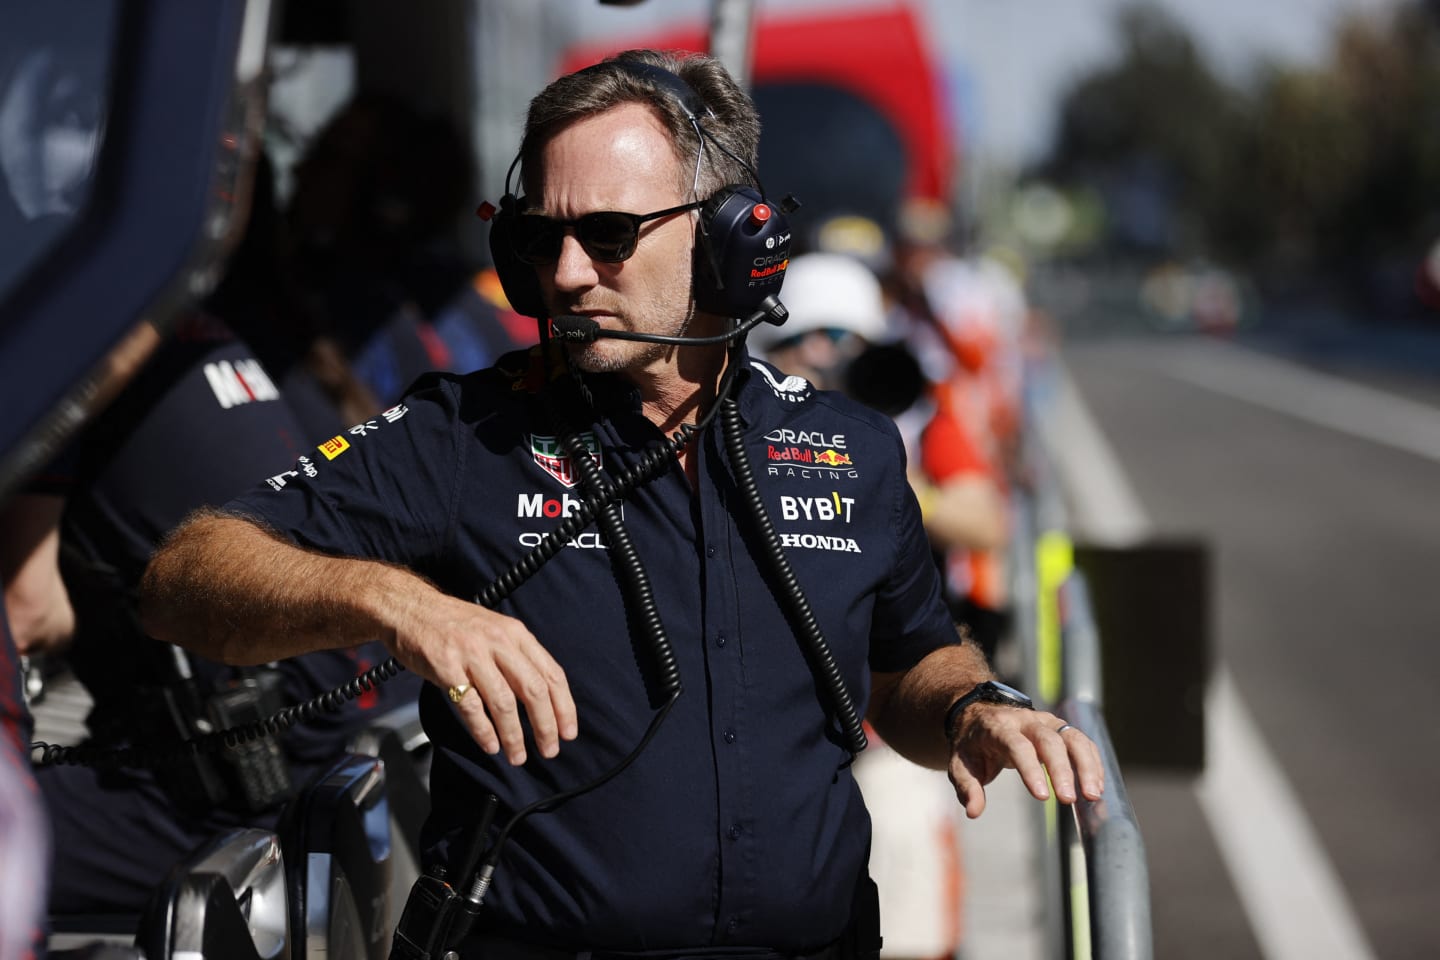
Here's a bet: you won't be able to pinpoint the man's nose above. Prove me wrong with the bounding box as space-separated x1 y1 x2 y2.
551 231 600 291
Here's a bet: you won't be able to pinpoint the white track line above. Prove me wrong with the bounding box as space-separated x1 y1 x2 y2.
1147 337 1440 465
1049 353 1377 960
1197 669 1378 960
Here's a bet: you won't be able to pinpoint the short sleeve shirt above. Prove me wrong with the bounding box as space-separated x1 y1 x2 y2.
225 345 957 952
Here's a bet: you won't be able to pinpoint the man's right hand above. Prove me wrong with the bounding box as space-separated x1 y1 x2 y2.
384 582 578 765
140 510 578 766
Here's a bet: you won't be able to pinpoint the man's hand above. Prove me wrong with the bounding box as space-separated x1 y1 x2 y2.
386 589 578 766
948 704 1104 819
141 510 578 767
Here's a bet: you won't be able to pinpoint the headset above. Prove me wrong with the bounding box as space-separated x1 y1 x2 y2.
477 58 798 336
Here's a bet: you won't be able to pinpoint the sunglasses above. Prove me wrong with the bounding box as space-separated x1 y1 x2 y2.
769 328 858 353
510 199 705 265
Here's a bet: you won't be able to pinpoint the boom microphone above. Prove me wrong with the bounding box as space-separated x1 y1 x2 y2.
551 297 788 346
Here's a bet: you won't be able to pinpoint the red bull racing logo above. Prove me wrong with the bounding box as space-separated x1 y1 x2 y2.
530 433 600 488
763 429 859 480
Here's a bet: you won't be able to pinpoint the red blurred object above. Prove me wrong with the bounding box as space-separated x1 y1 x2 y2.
559 3 954 202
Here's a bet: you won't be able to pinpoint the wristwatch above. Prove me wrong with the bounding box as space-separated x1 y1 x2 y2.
944 680 1034 739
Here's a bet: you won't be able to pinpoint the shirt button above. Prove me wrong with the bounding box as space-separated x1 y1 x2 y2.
728 824 741 841
716 632 727 648
727 917 740 932
706 545 716 558
723 730 736 744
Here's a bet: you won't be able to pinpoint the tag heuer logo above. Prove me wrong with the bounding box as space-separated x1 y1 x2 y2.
530 433 600 487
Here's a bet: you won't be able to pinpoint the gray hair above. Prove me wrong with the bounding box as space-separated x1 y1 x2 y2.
518 49 761 201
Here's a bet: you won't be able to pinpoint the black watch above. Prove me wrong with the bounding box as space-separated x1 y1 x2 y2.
944 680 1034 739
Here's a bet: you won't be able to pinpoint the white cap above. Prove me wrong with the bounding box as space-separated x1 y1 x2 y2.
751 253 889 352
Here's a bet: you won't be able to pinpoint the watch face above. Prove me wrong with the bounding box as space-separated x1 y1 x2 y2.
984 681 1034 709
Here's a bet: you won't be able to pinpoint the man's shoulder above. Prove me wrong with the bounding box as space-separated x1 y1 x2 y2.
401 344 548 415
746 357 900 443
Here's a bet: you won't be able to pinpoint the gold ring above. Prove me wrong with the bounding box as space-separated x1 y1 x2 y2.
447 683 471 704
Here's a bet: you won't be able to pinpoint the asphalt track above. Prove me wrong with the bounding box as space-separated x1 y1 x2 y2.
1058 333 1440 959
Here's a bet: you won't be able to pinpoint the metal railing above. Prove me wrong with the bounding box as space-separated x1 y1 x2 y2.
1012 355 1154 959
1055 575 1153 960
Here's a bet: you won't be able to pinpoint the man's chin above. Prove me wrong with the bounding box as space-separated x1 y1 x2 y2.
567 340 635 374
570 338 678 376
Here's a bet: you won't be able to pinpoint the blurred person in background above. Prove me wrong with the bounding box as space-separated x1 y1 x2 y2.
747 251 889 390
206 150 368 441
882 199 1028 665
284 95 526 414
2 298 421 919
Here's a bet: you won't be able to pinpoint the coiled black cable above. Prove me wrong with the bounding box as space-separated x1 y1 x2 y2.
718 392 869 756
549 376 682 702
34 656 407 769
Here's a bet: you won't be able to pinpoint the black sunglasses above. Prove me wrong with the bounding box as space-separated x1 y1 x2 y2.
511 199 705 265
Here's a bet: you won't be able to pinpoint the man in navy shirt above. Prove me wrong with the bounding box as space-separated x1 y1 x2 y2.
141 50 1102 958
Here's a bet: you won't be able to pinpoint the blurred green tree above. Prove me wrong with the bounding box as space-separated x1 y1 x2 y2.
1036 0 1440 310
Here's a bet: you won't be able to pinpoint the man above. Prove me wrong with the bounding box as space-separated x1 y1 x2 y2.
140 50 1102 958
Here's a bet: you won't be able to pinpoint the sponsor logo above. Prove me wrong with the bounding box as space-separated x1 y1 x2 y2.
530 433 600 488
768 445 813 463
381 404 408 423
266 470 298 491
754 364 812 404
518 531 608 550
204 358 280 409
764 429 846 449
266 455 319 491
749 259 788 280
780 532 862 553
318 435 351 460
767 464 860 481
761 431 858 479
517 493 586 519
780 492 854 523
349 419 380 437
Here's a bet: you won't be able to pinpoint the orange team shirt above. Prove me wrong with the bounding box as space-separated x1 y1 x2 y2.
918 395 1008 610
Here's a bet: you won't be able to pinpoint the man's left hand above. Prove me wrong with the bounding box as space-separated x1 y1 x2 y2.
948 705 1105 818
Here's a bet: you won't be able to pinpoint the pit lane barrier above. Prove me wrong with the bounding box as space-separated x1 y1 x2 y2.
1011 358 1155 960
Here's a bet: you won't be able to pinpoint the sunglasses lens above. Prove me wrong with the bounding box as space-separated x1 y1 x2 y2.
512 215 563 265
515 215 558 264
577 212 638 262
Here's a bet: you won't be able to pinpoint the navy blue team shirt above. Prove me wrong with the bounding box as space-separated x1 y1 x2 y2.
227 343 958 952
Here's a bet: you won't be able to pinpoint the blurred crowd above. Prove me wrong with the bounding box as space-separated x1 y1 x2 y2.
0 90 1050 959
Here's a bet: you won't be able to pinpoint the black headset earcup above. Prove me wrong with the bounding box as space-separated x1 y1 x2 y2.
695 185 794 318
487 195 548 320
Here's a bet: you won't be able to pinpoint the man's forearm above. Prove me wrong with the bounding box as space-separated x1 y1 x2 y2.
139 508 426 665
867 640 994 769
